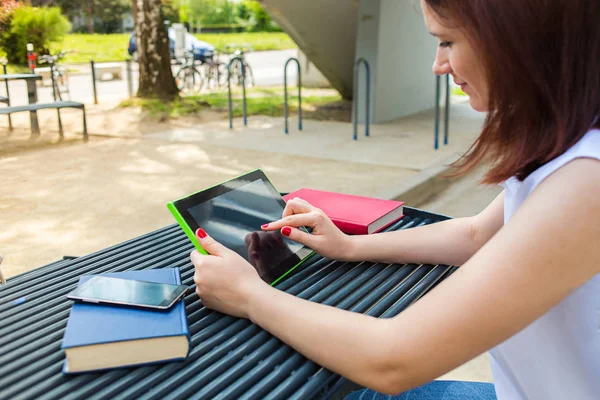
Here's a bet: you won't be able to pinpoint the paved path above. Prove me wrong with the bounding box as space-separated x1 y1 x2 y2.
0 98 485 272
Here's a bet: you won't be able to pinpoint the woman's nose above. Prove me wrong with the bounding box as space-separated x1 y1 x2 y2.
432 49 451 75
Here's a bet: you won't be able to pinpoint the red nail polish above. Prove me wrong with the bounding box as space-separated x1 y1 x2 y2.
196 228 207 239
282 227 291 237
261 224 269 229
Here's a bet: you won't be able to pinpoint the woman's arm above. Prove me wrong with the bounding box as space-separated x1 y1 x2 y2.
345 191 505 266
244 159 600 394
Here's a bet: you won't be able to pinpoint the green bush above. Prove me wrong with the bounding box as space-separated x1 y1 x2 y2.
240 0 281 32
0 6 71 65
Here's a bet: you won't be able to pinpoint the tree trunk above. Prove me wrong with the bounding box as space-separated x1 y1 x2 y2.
132 0 179 101
86 0 94 34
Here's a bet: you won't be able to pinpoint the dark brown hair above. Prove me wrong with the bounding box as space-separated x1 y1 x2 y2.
425 0 600 183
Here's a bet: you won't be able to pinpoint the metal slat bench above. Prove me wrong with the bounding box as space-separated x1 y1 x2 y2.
0 207 454 400
0 101 88 141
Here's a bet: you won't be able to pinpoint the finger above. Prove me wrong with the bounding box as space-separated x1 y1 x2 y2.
282 198 313 218
194 228 229 257
262 212 318 231
280 225 315 247
191 249 203 267
293 197 324 214
190 249 218 268
292 197 315 207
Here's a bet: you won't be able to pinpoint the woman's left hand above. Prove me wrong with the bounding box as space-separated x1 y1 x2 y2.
190 228 269 319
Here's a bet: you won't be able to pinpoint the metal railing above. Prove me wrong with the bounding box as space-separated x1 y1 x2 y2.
2 63 13 132
227 56 248 129
90 61 98 105
50 63 58 102
353 57 371 141
284 57 302 134
126 59 134 98
434 74 451 150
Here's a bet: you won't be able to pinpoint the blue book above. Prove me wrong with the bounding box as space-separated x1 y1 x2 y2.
62 268 190 374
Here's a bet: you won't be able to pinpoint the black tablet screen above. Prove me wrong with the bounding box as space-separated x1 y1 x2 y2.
175 173 312 282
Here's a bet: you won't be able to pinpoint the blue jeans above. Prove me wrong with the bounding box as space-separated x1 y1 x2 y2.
345 380 497 400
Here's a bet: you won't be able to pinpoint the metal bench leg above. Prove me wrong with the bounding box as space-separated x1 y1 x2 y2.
26 80 40 138
82 107 88 142
3 64 12 134
57 109 64 140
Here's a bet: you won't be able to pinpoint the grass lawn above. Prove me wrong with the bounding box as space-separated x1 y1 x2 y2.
53 34 131 64
1 32 295 71
38 32 296 65
119 87 346 121
192 32 296 53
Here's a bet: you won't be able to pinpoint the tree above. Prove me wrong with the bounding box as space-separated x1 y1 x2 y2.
240 0 279 32
177 0 235 27
131 0 179 101
92 0 130 33
161 0 180 23
41 0 129 34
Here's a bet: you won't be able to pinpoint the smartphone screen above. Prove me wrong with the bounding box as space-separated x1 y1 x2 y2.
68 276 189 310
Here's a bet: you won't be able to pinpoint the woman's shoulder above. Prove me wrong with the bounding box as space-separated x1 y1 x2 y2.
502 130 600 222
523 129 600 190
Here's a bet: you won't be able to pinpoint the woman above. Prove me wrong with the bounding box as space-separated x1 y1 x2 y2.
190 0 600 398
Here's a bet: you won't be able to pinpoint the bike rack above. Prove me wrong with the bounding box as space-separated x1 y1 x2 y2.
49 63 58 102
353 58 371 141
126 59 134 98
283 57 302 134
90 60 98 105
47 61 63 137
2 63 13 132
434 74 451 150
227 56 248 129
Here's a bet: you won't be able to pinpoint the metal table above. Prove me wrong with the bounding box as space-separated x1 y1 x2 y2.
0 207 455 400
0 74 42 135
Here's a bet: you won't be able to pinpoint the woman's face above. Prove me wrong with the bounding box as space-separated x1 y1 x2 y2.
421 0 489 112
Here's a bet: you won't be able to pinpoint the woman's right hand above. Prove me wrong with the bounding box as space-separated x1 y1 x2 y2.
262 197 355 261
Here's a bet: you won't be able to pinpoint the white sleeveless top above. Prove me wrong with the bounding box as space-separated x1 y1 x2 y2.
489 129 600 400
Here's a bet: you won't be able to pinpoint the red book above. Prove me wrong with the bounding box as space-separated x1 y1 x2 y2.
283 188 404 235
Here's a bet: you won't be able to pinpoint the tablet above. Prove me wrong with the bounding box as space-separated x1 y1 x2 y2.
167 169 314 285
67 276 189 311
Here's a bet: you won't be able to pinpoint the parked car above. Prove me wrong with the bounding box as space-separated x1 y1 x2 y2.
128 29 215 62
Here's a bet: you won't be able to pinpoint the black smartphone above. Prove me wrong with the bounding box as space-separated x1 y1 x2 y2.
67 276 189 311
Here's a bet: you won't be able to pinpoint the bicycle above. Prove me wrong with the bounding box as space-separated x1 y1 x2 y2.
201 52 228 90
38 52 70 101
174 51 204 94
226 44 255 88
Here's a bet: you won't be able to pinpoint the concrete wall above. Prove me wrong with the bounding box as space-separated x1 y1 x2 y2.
353 0 381 125
375 1 437 122
355 0 437 123
296 49 331 88
260 0 437 123
261 0 358 99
